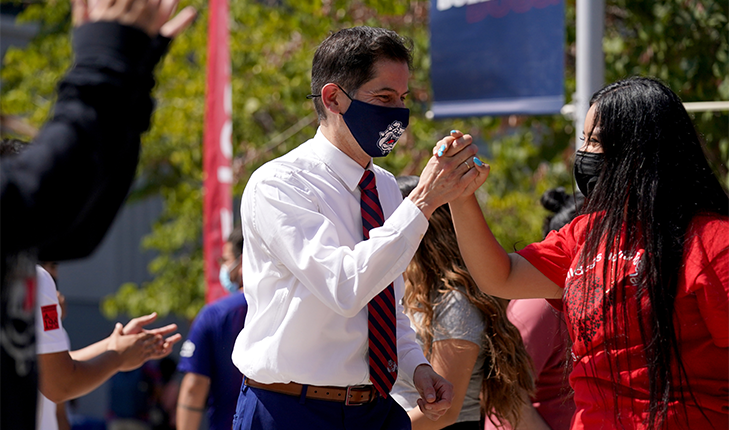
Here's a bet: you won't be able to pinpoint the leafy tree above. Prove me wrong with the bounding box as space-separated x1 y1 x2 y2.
603 0 728 186
1 0 725 319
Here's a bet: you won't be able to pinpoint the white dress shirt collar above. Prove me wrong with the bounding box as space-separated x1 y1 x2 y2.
311 128 371 193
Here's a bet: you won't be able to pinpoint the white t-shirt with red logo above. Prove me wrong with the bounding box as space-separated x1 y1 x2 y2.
34 266 70 430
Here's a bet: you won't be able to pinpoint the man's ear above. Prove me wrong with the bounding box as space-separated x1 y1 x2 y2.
321 83 346 115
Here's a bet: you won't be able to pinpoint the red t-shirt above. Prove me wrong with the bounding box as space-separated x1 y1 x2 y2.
518 213 728 430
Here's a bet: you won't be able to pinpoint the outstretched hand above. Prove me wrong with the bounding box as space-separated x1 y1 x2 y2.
412 364 454 421
122 312 182 361
108 322 162 371
72 0 197 37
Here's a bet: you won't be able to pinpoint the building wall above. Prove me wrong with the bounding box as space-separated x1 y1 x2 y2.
56 196 191 420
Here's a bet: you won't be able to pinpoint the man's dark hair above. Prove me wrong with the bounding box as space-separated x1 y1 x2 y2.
0 138 28 157
310 26 413 121
227 226 244 259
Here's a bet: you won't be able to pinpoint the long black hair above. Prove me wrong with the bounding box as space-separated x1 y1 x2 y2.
577 76 728 429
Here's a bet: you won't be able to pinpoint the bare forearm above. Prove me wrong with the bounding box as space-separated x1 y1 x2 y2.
56 401 71 430
450 196 563 299
408 407 457 430
39 351 123 403
176 373 210 430
177 406 205 430
69 338 109 361
449 195 513 297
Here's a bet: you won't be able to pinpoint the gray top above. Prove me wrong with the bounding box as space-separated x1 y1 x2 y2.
391 287 487 423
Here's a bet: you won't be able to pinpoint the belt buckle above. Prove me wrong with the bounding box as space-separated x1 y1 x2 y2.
345 385 356 406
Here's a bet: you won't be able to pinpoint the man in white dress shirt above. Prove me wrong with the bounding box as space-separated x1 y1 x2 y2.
232 26 484 430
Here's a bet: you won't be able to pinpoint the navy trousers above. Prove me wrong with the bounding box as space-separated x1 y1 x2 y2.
232 382 411 430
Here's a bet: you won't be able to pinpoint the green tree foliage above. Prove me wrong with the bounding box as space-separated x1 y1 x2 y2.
603 0 729 185
2 0 725 318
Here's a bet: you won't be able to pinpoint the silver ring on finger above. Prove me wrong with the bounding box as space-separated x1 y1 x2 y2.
463 161 470 170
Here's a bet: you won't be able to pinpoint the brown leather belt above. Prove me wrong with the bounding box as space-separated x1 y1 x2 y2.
244 378 378 406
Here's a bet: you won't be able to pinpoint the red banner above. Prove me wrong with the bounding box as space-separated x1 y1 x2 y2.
203 0 233 303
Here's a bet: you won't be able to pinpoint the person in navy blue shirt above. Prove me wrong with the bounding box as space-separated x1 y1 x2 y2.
176 228 247 430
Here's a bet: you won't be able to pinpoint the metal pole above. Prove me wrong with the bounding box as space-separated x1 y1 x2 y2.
574 0 605 152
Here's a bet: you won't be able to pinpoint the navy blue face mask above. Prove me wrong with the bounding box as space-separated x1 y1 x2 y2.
339 87 409 157
308 86 410 158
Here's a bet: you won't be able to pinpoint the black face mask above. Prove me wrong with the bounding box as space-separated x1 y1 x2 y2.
574 151 604 198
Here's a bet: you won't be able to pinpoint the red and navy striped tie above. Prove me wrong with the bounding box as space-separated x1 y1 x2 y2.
359 169 397 398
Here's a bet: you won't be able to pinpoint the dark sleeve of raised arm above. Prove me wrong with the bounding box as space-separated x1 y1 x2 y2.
35 31 173 261
0 22 169 261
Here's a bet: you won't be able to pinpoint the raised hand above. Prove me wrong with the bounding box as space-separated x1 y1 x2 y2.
408 130 483 219
433 130 490 204
72 0 197 37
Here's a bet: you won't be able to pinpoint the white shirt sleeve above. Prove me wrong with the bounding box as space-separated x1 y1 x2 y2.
35 266 69 355
250 172 426 318
395 290 430 380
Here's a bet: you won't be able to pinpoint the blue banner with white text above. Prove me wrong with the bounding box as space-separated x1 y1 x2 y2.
430 0 565 118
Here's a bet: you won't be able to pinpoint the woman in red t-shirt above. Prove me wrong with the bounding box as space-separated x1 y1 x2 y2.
448 77 728 430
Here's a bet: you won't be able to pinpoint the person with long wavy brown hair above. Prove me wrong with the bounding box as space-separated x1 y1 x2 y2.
391 176 549 430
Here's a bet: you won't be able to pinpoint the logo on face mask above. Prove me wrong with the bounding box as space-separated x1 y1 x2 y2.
377 121 406 154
